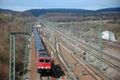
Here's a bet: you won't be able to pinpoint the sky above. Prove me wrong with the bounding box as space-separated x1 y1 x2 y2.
0 0 120 11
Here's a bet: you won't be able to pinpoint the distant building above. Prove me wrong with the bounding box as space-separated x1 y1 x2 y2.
37 24 41 28
101 31 117 42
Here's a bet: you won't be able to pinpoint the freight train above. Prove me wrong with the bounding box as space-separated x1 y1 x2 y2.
34 29 53 73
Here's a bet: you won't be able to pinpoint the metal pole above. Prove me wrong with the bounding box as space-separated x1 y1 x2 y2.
9 34 12 80
54 31 57 54
9 34 16 80
109 26 111 41
9 32 30 80
98 18 103 70
13 34 16 80
23 35 29 80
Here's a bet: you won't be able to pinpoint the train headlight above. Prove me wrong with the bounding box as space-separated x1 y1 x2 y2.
48 66 50 69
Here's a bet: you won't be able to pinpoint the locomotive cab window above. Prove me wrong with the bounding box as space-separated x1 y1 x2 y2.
39 60 44 62
45 60 50 63
38 53 48 57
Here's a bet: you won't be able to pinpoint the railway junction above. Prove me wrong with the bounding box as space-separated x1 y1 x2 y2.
9 21 120 80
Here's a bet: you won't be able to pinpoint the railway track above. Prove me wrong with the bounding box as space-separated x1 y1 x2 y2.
72 32 120 63
59 43 106 80
57 45 78 80
55 30 120 72
43 36 77 80
38 66 61 80
39 68 60 80
61 36 120 72
42 25 120 79
43 29 106 80
71 35 120 71
30 32 63 80
52 29 120 79
39 75 50 80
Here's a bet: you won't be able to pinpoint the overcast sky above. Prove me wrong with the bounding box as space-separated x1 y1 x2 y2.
0 0 120 11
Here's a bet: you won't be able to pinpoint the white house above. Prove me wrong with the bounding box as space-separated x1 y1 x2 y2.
101 31 117 42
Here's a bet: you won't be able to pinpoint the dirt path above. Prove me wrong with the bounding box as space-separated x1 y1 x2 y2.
30 36 40 80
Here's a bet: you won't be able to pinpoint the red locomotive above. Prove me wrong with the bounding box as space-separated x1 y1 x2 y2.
34 29 53 73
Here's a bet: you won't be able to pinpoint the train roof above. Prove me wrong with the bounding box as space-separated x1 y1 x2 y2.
37 52 49 57
37 57 51 60
34 29 45 51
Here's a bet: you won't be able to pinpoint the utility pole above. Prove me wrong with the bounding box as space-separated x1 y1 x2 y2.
98 17 103 70
9 34 16 80
54 31 57 54
9 32 30 80
23 34 30 80
109 25 112 42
